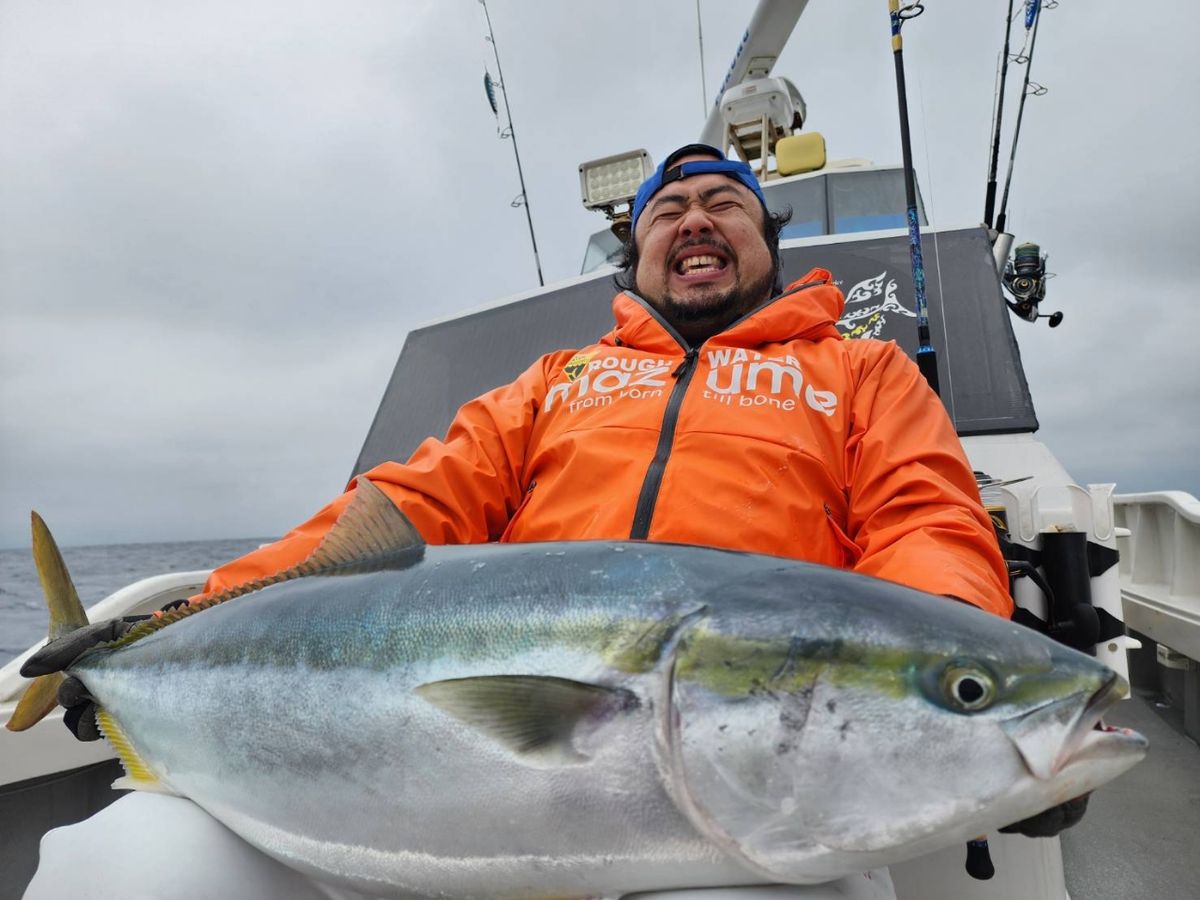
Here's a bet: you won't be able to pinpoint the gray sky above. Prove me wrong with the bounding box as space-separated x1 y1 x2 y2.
1 0 1197 548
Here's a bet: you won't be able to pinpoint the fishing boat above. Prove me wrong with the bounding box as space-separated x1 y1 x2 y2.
1 1 1195 897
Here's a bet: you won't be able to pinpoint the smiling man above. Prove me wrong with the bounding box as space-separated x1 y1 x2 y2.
30 144 1044 900
621 145 785 346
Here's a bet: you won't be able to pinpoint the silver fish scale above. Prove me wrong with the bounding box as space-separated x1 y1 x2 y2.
70 540 1137 898
76 543 776 897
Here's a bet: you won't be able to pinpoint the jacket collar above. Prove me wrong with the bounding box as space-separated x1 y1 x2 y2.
606 267 845 353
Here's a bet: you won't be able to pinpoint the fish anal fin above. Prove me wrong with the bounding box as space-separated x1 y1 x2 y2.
95 708 177 796
5 673 64 732
416 675 638 765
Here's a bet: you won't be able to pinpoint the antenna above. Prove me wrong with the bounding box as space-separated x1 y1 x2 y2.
479 0 544 287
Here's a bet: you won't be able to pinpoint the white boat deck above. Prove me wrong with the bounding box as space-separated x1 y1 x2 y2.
1061 692 1199 900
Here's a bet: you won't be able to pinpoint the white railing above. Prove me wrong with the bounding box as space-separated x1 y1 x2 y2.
1114 491 1200 661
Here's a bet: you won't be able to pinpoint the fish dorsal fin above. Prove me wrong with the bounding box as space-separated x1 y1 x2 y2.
416 675 639 766
112 479 426 650
213 475 425 594
300 477 425 573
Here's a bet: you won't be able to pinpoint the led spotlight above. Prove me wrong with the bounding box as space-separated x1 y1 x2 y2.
579 150 653 211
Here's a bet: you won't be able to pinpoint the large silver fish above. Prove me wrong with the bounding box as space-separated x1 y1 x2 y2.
10 481 1146 898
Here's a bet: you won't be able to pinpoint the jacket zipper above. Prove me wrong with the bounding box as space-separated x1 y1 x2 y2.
630 347 699 539
622 277 827 541
824 503 862 566
499 480 537 542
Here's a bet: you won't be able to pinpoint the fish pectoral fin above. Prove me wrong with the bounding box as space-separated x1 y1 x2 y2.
5 673 64 732
95 708 177 796
416 675 638 765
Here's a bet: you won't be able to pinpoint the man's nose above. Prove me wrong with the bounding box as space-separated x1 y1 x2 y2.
678 205 714 236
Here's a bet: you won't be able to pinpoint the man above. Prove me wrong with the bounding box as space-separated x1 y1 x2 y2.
29 144 1065 899
195 144 1012 613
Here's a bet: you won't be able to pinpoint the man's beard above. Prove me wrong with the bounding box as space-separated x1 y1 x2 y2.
656 264 777 331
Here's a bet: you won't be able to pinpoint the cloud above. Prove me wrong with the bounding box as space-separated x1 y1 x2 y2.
1 0 1196 548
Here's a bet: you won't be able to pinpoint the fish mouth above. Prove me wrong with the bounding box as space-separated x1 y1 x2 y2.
1065 673 1148 766
1002 671 1147 781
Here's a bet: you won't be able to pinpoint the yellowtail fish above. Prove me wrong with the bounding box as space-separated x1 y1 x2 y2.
9 481 1146 897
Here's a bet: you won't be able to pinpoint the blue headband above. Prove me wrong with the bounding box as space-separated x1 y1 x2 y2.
631 144 768 233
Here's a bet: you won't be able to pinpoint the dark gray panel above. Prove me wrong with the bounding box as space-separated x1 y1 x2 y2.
0 760 125 899
352 227 1036 479
353 281 615 480
780 228 1038 436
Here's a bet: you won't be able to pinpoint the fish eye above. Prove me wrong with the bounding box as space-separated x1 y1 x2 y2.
941 663 996 712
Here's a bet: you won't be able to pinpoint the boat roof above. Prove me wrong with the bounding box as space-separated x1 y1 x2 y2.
352 224 1035 479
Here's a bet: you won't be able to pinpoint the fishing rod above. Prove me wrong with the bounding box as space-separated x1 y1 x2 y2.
983 0 1016 229
891 4 995 872
479 0 544 287
696 0 709 119
995 0 1047 235
887 1 939 397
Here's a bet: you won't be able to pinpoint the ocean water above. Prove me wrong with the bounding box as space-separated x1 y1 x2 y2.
0 538 269 666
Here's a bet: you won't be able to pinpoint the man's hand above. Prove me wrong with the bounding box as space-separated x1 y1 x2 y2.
19 604 189 741
57 675 102 741
20 618 145 679
999 794 1090 837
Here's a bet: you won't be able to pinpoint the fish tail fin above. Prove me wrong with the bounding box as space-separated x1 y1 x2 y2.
4 512 90 732
5 672 64 731
31 510 89 638
95 708 172 793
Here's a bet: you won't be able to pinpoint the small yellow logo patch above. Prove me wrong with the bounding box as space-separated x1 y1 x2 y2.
563 353 593 382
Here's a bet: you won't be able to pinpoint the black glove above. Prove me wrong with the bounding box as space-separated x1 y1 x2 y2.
21 617 148 741
999 793 1090 837
58 674 103 741
20 600 188 742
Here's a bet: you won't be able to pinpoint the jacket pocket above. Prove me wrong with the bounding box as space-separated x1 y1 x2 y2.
824 503 862 567
500 480 537 542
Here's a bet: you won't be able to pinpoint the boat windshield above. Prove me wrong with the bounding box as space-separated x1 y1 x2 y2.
580 166 925 275
580 228 624 274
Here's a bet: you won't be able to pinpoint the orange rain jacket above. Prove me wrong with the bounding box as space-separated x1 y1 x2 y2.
204 269 1012 616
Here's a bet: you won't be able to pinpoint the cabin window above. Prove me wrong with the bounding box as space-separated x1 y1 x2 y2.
771 176 826 239
771 168 926 240
829 170 924 234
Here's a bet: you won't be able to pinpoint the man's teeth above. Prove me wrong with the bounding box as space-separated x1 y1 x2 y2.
677 255 726 274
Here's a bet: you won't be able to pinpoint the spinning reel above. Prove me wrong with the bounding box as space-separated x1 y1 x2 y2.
1002 242 1062 327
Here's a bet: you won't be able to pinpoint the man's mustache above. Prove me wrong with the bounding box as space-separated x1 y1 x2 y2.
666 238 737 270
